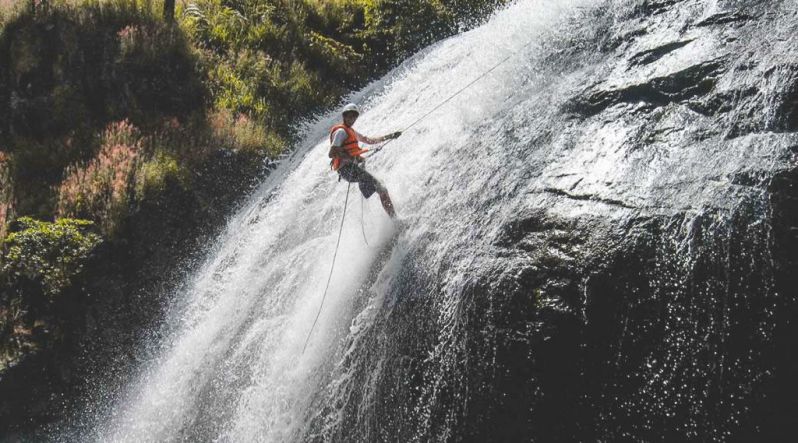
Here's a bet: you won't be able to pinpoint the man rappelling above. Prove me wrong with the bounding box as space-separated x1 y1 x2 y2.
329 103 401 218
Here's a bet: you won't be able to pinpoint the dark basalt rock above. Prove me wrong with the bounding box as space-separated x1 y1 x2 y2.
306 1 798 441
638 0 688 16
628 39 694 67
775 72 798 132
568 60 725 118
695 11 755 27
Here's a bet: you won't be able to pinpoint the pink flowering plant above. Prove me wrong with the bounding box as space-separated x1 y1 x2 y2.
56 121 142 234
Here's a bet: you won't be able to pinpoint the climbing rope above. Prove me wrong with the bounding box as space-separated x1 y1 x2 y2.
366 40 531 158
302 182 352 355
360 194 369 246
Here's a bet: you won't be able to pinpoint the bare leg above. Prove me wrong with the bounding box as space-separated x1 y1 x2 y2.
378 190 396 218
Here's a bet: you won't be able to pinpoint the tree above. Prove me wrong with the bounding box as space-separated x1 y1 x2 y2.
164 0 175 23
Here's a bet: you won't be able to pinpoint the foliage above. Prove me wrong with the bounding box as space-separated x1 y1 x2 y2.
134 150 181 200
0 1 203 137
55 120 141 235
0 216 101 368
0 1 207 217
178 0 507 135
359 0 450 62
208 109 283 157
0 150 11 238
1 217 101 298
54 112 279 235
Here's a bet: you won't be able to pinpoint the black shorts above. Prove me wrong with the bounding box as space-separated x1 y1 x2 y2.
338 162 382 198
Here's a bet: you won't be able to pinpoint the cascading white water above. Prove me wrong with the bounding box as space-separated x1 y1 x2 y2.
88 0 798 440
94 2 593 441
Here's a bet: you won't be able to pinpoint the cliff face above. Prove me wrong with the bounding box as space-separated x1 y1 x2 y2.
303 1 798 441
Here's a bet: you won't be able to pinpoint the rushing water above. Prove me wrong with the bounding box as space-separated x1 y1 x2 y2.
85 0 798 441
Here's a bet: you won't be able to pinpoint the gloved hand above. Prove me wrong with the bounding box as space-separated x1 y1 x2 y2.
386 131 402 140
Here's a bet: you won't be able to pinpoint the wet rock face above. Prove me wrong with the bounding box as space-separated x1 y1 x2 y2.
309 1 797 441
568 59 724 118
493 1 797 440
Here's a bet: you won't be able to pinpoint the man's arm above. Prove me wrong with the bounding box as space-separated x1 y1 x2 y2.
355 129 402 145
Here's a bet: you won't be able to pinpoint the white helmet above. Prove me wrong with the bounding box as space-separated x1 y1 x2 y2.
342 103 360 116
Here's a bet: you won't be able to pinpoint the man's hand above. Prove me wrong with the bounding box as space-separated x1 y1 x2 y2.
385 131 402 140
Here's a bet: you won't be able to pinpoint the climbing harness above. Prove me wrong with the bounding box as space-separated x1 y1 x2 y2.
302 182 352 355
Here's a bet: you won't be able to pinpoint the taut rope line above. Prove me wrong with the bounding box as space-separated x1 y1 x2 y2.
302 182 352 355
366 40 532 158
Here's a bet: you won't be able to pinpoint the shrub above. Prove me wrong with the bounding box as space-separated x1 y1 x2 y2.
178 0 353 135
56 120 141 235
134 150 181 200
208 108 284 156
111 20 207 124
0 150 12 238
0 2 207 217
0 216 101 369
1 217 101 298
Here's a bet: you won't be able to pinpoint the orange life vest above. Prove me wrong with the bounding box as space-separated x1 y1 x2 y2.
329 124 368 171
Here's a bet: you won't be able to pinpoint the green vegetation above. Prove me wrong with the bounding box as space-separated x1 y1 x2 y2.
181 0 506 132
0 151 10 239
0 217 101 368
0 0 209 222
1 217 100 297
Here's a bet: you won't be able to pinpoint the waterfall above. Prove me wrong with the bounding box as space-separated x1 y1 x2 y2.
87 0 798 441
